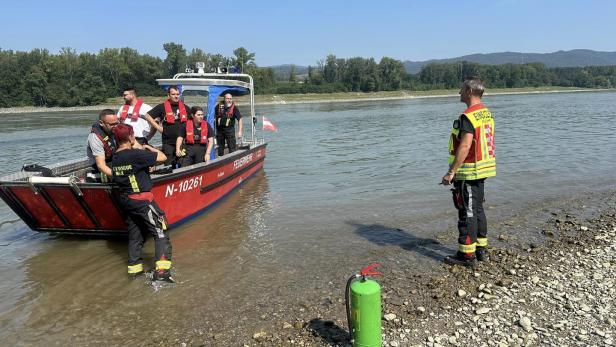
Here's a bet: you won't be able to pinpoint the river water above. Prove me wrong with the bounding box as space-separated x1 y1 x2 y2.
0 91 615 345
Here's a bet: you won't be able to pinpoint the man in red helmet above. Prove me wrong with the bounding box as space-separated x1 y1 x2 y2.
111 123 174 282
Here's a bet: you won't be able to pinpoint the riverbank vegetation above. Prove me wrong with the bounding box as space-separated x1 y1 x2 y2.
1 43 616 108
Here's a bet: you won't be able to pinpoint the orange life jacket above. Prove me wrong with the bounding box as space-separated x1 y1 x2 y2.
185 120 208 145
163 100 187 124
119 99 143 121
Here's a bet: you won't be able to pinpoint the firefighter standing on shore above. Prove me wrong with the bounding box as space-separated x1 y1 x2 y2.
441 77 496 267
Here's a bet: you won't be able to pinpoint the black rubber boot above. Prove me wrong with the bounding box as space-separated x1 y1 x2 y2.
476 247 489 262
153 269 175 283
444 252 477 267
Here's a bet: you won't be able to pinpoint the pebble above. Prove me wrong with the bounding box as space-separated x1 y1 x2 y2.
476 307 491 315
384 313 397 321
458 289 467 297
252 331 266 340
417 306 426 313
390 341 399 347
518 316 532 332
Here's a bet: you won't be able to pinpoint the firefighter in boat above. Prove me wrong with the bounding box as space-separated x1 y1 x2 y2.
117 87 155 145
175 106 215 166
86 109 119 182
111 123 174 282
441 76 496 267
215 93 243 157
144 85 191 166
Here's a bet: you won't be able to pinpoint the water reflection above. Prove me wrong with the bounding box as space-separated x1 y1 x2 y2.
0 172 270 345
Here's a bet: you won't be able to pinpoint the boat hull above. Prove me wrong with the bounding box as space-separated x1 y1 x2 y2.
0 144 267 235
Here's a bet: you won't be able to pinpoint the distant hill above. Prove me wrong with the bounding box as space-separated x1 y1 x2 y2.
403 49 616 73
269 64 309 81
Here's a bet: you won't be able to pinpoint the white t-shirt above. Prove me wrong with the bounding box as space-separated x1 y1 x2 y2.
116 102 153 138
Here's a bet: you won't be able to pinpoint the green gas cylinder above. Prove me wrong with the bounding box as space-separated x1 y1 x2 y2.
350 278 381 346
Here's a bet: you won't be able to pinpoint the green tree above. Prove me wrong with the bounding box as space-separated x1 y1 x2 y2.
378 57 405 90
163 42 187 77
323 54 338 83
25 65 48 106
233 47 256 72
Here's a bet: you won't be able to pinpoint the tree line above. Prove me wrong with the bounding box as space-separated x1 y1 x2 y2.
1 43 615 108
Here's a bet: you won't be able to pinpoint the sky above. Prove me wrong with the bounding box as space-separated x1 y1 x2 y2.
1 0 615 67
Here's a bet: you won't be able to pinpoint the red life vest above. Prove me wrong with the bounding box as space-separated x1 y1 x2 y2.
185 120 208 145
119 99 143 121
90 123 116 160
163 100 187 124
217 103 235 117
216 103 235 127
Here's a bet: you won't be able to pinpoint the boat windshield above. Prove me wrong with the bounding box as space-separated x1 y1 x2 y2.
182 89 209 112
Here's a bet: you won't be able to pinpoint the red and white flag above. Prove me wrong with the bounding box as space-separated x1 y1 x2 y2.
262 117 278 132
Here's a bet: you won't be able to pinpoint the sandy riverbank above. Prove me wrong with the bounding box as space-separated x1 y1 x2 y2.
166 189 615 346
0 88 613 114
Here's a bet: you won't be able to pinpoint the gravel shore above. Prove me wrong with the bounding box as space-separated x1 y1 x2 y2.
217 192 616 347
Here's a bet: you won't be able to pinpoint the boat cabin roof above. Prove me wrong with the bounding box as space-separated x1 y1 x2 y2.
157 73 253 96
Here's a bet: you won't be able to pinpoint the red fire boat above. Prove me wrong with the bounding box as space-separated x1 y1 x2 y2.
0 71 267 235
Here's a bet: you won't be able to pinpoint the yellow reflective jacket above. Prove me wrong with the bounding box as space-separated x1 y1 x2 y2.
448 103 496 180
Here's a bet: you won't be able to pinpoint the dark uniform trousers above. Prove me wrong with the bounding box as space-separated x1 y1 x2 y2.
179 144 207 167
216 127 237 157
453 178 487 257
118 195 172 267
162 143 177 166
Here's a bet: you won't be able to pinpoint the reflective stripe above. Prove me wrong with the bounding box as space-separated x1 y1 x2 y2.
127 263 143 274
155 260 172 270
147 205 166 237
129 174 140 193
455 168 496 181
458 159 496 169
466 183 473 218
477 238 488 247
459 243 477 253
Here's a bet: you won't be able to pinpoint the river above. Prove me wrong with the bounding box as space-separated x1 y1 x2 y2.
0 91 615 345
